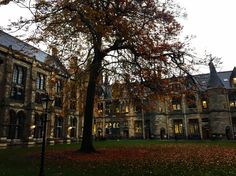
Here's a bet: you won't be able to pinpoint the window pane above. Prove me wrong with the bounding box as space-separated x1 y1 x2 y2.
18 66 24 84
12 66 18 83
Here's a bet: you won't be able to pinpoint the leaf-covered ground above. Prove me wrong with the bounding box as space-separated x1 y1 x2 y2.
35 142 236 176
2 141 236 176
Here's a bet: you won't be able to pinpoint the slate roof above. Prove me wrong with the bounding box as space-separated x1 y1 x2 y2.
207 61 225 88
0 30 49 62
194 70 232 91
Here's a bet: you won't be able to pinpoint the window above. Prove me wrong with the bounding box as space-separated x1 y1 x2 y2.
124 121 128 127
35 92 47 104
55 80 63 93
173 119 183 134
189 119 199 135
70 117 77 138
134 121 142 133
201 94 208 110
113 122 120 128
233 78 236 86
229 92 236 108
172 97 181 111
11 64 26 101
36 73 46 90
121 101 129 113
186 95 196 109
12 65 24 84
114 100 120 113
54 96 63 107
70 88 77 110
224 78 228 82
105 101 112 115
54 80 63 108
97 102 103 113
202 100 208 109
34 113 43 138
55 116 63 138
8 110 25 139
171 83 181 92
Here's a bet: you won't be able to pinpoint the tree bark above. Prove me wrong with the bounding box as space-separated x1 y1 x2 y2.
79 50 103 153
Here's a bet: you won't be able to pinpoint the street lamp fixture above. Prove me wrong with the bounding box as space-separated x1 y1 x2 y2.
39 93 54 176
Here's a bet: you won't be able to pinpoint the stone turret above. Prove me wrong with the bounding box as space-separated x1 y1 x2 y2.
207 61 232 139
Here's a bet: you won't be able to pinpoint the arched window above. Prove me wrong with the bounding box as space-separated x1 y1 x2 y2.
8 110 25 139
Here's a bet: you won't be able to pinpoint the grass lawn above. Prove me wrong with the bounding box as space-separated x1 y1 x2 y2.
1 140 236 176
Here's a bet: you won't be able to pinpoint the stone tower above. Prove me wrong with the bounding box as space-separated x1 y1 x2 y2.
207 61 232 139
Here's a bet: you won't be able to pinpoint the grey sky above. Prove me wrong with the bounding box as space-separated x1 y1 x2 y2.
0 1 236 73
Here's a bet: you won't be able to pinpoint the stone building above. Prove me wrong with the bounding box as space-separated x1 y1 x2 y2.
1 30 236 148
94 63 236 140
0 30 82 147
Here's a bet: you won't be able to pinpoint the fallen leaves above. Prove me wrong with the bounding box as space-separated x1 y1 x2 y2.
43 143 236 168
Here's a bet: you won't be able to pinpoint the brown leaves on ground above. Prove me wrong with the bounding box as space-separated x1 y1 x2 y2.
44 144 236 167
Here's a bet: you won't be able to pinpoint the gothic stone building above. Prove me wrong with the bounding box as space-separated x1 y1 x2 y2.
94 63 236 140
1 30 236 148
0 30 83 147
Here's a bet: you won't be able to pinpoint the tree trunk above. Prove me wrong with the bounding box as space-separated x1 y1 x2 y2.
79 51 102 153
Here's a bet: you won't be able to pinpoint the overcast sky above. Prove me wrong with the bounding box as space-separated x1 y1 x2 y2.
177 0 236 73
0 0 236 73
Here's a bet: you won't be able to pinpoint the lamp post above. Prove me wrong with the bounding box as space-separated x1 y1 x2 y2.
39 93 53 176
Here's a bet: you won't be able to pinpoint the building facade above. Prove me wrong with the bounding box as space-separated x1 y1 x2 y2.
93 64 236 140
1 30 236 148
0 30 83 147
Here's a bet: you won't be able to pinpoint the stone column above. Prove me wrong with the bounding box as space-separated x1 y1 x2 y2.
23 111 36 146
0 53 14 148
0 108 9 148
47 113 55 145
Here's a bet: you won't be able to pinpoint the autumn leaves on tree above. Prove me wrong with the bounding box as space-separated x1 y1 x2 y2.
2 0 195 153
